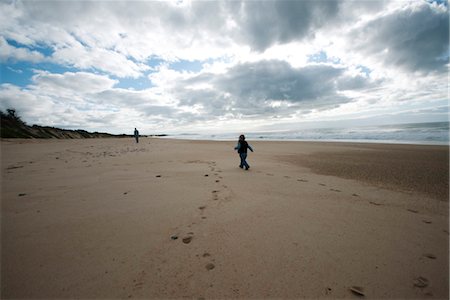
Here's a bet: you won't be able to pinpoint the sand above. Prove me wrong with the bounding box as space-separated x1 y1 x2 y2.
1 138 448 299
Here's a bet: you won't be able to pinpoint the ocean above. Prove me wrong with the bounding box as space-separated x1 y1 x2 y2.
163 122 449 145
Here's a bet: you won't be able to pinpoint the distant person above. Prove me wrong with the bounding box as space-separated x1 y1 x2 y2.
234 134 254 170
134 128 139 143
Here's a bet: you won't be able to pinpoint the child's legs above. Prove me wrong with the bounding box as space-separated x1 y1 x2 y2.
240 153 249 168
239 153 245 167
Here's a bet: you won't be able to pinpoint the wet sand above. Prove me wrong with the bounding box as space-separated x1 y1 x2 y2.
1 138 448 298
279 142 449 201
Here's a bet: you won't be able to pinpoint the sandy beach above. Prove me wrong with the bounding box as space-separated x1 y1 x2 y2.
1 137 448 299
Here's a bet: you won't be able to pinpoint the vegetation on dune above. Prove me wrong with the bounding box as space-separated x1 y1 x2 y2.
0 109 133 139
1 109 34 138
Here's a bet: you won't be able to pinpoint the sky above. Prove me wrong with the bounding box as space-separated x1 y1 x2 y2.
0 0 448 135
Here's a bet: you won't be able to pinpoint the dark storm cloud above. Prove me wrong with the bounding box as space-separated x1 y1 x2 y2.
230 1 341 51
215 61 343 102
349 2 449 73
176 60 372 118
336 75 370 91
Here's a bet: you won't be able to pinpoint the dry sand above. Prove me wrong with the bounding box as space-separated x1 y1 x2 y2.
1 138 448 299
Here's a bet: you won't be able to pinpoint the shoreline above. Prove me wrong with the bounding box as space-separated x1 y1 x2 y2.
157 136 450 146
3 135 449 146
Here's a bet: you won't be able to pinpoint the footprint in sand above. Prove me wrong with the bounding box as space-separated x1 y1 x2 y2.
7 165 24 170
133 282 143 290
423 253 436 259
407 209 419 213
205 263 215 271
297 179 308 182
369 201 382 206
198 206 206 210
349 286 365 297
352 193 359 197
266 173 274 176
131 270 147 292
413 276 429 288
318 183 327 186
422 220 432 224
330 189 341 192
284 176 291 179
182 236 193 244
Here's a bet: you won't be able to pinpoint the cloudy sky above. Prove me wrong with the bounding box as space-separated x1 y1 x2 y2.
0 0 448 135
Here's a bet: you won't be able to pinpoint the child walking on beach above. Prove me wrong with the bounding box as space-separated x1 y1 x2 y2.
234 134 254 170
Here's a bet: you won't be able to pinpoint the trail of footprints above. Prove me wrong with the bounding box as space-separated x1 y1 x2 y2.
129 161 442 298
167 160 230 276
260 171 353 197
129 160 228 297
259 170 437 221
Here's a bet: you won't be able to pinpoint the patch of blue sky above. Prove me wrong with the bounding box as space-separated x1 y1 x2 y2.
1 40 59 87
5 38 30 49
112 74 153 90
357 65 371 76
307 50 328 63
1 62 33 86
6 38 54 56
1 60 78 87
169 58 213 73
145 56 165 70
426 0 448 6
112 57 163 90
35 44 54 57
307 51 341 65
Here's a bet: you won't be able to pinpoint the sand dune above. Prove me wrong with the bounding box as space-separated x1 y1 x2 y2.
1 138 448 299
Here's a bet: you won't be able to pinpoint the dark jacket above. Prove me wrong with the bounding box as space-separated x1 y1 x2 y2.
235 140 254 153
